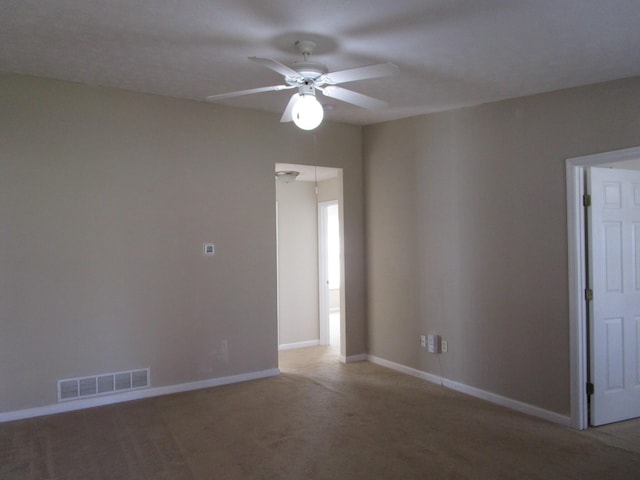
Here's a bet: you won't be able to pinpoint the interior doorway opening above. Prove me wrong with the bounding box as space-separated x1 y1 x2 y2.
275 163 345 360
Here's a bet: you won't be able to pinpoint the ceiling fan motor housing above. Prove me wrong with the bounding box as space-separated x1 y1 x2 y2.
289 61 328 83
297 80 317 96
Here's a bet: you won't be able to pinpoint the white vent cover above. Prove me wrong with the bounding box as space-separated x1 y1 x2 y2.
58 368 150 402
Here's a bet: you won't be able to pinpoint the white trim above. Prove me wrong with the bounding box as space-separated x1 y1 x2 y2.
278 340 319 351
318 201 332 346
442 378 570 426
0 368 280 423
276 200 281 347
340 353 367 363
565 145 640 430
368 355 442 384
368 355 570 427
566 161 588 430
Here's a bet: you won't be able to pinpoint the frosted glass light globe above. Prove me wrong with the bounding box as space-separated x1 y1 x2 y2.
292 94 324 130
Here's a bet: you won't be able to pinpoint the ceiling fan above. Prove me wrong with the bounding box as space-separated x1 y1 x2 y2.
205 40 399 130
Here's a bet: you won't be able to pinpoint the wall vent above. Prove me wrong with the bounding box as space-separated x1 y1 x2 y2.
58 368 150 402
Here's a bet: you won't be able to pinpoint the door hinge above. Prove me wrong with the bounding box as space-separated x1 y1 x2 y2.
585 288 593 301
586 382 594 395
583 194 591 207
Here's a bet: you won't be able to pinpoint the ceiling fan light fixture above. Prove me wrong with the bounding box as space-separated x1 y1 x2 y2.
292 94 324 130
205 40 398 130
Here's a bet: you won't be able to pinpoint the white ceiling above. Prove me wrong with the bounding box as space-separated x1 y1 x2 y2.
2 0 639 126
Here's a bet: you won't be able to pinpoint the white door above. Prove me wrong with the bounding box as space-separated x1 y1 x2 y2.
588 166 640 426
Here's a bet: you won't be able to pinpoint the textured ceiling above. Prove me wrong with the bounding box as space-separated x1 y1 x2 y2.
1 0 640 125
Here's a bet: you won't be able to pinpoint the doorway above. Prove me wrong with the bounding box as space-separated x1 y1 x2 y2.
566 145 640 429
275 163 344 356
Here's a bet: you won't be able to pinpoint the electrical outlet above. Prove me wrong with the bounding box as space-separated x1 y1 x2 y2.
441 340 448 353
420 335 426 347
427 334 441 353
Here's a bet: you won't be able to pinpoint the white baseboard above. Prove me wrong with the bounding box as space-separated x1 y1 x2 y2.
278 340 319 351
0 368 280 423
340 353 368 364
442 377 571 426
367 355 442 383
367 355 570 427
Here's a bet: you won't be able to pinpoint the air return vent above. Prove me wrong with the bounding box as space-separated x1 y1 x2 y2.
58 368 150 402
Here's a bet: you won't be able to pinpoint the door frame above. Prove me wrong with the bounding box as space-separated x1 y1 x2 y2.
318 201 331 345
275 201 281 345
566 145 640 430
318 200 340 346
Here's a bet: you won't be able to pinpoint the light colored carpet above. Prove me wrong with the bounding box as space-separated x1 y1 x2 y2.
1 346 639 479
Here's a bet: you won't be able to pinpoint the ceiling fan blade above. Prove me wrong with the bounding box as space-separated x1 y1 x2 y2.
280 93 300 123
206 84 293 101
321 62 399 85
249 56 302 79
321 86 388 110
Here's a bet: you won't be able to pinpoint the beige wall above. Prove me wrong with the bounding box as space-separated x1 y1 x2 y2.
317 175 342 203
0 73 363 414
363 76 640 416
9 69 637 420
276 181 319 346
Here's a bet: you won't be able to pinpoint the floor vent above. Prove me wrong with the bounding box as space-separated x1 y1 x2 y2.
58 368 150 402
